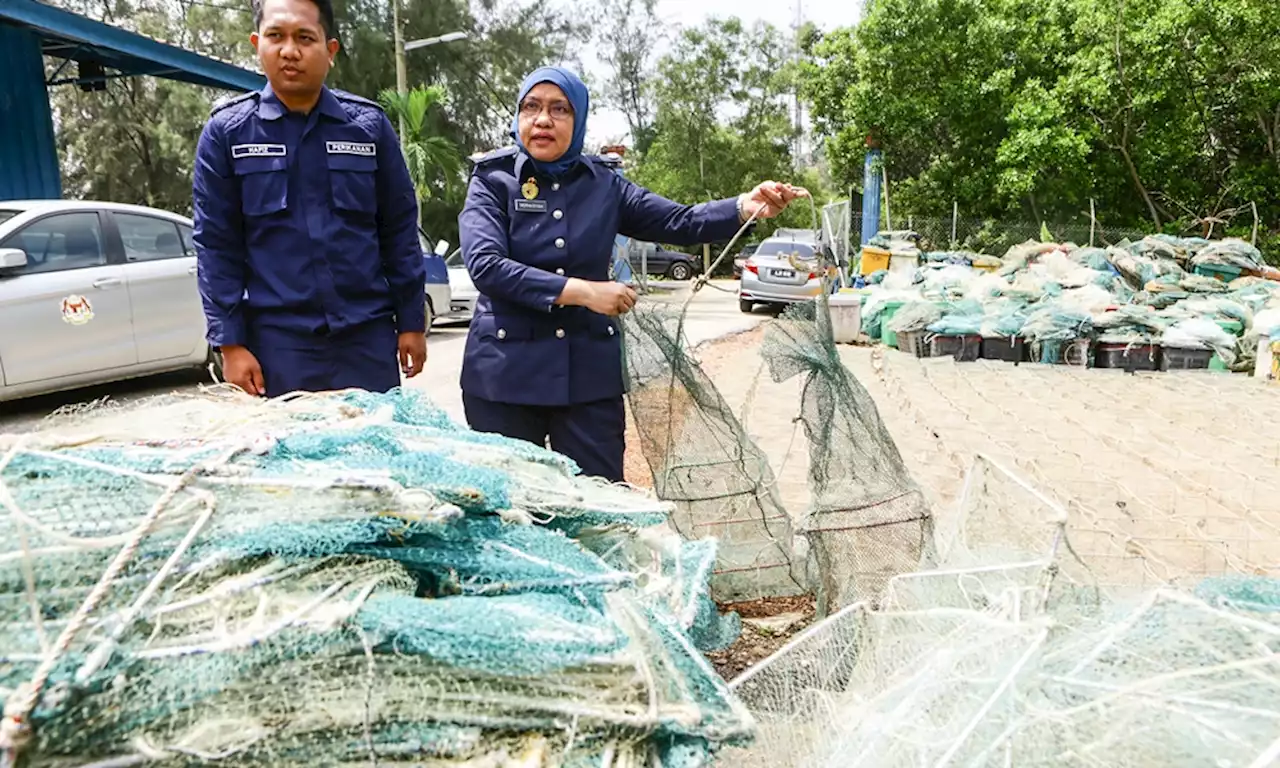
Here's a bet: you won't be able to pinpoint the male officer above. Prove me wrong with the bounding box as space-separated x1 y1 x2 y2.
458 67 804 482
193 0 426 398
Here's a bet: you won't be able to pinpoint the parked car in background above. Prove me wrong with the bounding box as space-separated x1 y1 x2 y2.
732 243 759 279
444 248 478 320
0 200 214 402
418 230 451 334
737 233 823 313
628 242 698 281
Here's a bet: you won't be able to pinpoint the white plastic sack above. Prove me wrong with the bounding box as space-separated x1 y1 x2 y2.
1162 318 1235 351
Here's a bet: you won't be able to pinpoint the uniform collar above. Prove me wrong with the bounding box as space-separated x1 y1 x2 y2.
258 84 348 122
514 150 587 185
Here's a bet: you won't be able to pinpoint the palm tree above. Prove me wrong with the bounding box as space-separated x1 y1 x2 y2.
377 85 465 221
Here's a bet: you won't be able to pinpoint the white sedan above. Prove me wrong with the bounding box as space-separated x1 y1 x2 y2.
0 200 446 403
444 248 478 321
0 200 218 403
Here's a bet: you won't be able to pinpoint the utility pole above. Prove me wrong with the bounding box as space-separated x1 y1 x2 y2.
393 0 408 151
792 0 803 164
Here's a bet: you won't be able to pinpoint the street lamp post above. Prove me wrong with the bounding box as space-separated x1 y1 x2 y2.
391 0 466 149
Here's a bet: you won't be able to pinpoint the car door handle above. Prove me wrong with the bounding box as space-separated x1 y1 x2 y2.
92 277 122 289
188 266 198 275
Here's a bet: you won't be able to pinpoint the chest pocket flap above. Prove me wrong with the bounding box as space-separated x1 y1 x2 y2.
328 152 379 215
233 155 288 216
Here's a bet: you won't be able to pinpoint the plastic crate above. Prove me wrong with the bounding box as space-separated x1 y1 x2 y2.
1161 346 1213 371
859 246 892 276
880 301 907 348
981 336 1029 363
1034 339 1091 366
1095 342 1160 371
929 334 982 362
896 329 933 358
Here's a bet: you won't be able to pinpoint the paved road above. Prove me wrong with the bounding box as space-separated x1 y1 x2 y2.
0 280 767 433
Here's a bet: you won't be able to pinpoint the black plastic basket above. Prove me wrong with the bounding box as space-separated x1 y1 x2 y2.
930 334 982 362
1095 342 1161 372
896 329 933 358
981 336 1029 363
1160 346 1213 371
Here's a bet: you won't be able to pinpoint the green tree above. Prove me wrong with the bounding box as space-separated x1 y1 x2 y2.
377 85 465 225
588 0 663 153
631 17 801 239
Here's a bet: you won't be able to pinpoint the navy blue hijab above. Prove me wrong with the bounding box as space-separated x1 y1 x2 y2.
511 66 590 177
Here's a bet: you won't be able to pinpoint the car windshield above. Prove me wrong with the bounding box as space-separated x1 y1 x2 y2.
0 211 19 226
446 250 464 266
754 241 815 258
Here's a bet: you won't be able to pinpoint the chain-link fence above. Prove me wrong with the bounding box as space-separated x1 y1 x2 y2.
857 211 1150 255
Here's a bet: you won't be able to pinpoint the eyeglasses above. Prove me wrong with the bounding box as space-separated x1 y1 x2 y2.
519 99 574 122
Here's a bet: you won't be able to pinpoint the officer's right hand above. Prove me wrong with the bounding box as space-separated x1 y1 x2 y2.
584 281 638 317
220 345 266 397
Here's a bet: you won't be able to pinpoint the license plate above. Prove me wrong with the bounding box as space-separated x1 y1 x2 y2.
769 268 795 278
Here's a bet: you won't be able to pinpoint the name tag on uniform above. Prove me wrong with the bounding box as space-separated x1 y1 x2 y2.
515 199 548 213
327 141 377 156
231 143 287 158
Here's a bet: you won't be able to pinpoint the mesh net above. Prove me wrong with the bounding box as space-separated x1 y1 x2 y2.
0 389 754 766
622 305 809 603
759 303 935 614
718 454 1280 768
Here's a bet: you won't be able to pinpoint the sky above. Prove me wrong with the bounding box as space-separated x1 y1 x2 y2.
581 0 862 147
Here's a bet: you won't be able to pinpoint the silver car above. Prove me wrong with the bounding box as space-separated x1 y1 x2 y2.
0 201 446 403
738 236 823 312
444 248 477 320
0 200 215 403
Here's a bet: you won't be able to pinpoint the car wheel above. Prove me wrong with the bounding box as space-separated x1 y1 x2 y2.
669 262 694 281
739 298 755 314
424 298 434 337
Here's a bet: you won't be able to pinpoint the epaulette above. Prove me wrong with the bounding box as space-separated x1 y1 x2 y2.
330 89 384 111
209 91 257 116
469 146 518 168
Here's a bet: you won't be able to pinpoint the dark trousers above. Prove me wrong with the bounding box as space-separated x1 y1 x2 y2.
463 393 626 482
249 318 400 398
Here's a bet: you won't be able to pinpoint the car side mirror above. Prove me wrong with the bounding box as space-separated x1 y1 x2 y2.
0 248 28 272
434 240 450 257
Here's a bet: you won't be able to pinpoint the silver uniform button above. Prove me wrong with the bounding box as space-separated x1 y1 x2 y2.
607 325 615 336
497 328 507 340
553 209 563 220
555 238 565 248
555 268 565 275
552 183 560 191
555 328 566 339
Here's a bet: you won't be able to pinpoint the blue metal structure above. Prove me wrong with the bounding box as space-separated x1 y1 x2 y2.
596 152 636 284
860 147 883 246
0 0 265 201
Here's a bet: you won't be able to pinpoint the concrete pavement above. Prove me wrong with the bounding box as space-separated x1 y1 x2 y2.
0 279 767 433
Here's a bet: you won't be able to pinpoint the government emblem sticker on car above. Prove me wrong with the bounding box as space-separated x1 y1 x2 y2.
61 294 94 325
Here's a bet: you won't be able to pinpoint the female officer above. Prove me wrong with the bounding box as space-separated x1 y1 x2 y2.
458 66 805 482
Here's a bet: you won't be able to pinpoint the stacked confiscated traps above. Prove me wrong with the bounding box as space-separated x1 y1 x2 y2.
0 389 752 766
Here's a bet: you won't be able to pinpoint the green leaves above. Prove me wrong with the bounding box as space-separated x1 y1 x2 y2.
378 86 465 219
628 17 831 242
800 0 1280 241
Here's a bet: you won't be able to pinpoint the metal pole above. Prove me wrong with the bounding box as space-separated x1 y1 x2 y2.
882 165 892 231
951 200 958 247
1090 198 1096 247
1252 202 1259 247
641 244 648 293
393 0 407 151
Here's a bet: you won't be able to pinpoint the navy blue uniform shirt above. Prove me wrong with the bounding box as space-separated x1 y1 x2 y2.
193 84 424 348
458 148 744 406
